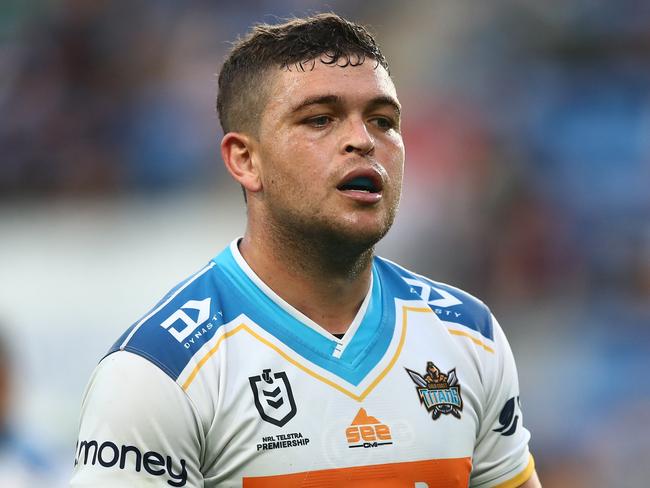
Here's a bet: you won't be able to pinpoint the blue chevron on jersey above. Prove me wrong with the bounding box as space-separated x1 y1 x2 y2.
106 242 493 388
210 242 395 386
374 257 494 341
106 242 397 386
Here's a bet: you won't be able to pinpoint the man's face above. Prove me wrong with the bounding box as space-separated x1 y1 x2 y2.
252 59 404 250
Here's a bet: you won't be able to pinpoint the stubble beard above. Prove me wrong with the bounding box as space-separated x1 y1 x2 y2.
265 198 398 280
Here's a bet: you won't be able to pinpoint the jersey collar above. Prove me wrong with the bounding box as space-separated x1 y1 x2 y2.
211 239 392 384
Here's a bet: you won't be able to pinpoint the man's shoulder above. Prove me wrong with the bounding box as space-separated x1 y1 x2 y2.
374 256 494 341
105 260 230 383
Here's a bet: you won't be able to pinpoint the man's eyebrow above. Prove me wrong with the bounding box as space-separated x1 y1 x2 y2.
290 95 341 114
289 94 401 116
367 95 401 117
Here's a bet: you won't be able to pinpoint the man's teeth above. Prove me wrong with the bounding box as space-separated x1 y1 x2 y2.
340 177 376 192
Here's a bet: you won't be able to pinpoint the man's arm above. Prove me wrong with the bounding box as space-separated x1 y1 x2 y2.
71 351 204 487
470 314 536 487
518 470 542 487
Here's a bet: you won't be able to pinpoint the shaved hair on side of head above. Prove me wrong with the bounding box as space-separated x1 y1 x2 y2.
216 13 390 137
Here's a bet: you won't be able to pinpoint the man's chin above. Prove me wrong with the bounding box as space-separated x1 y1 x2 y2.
318 220 391 252
271 205 395 256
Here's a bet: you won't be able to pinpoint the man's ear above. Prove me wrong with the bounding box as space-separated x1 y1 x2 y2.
221 132 262 194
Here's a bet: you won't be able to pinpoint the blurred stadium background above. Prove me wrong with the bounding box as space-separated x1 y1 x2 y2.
1 0 649 486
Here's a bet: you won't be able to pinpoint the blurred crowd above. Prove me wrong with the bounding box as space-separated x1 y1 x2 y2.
1 1 649 486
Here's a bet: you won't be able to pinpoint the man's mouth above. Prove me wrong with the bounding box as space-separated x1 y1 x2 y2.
337 168 384 193
336 169 384 203
337 176 380 193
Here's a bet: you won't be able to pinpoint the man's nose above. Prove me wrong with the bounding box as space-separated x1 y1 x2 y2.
342 117 375 156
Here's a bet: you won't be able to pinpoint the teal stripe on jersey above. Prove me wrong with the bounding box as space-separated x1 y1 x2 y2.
211 245 393 386
103 242 493 385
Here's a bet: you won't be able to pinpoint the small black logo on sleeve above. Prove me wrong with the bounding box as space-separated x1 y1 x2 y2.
249 369 297 427
493 396 520 436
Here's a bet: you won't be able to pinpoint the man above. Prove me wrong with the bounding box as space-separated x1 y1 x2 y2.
71 13 541 487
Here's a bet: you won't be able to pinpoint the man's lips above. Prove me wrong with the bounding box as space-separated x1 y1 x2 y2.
337 168 384 192
337 188 383 203
336 167 385 203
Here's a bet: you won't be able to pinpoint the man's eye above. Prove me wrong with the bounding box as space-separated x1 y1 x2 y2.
307 116 332 128
371 117 395 131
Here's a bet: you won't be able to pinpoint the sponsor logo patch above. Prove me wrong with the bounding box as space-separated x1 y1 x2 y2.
405 361 463 420
74 439 187 487
249 368 297 427
256 432 310 452
345 408 393 449
160 298 212 343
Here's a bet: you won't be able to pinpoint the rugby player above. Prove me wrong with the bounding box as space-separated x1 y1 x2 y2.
71 13 541 487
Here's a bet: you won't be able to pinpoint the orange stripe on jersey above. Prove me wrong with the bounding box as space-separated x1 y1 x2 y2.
242 457 471 487
446 328 495 353
182 306 433 399
182 323 248 389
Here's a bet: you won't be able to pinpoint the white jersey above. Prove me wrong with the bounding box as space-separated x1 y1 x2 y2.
71 240 534 487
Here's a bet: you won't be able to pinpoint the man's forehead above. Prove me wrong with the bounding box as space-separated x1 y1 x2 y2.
268 61 397 108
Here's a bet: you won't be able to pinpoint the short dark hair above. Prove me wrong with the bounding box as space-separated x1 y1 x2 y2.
216 13 390 135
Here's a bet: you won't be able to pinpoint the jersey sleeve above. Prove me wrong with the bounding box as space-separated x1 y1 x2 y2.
469 315 535 488
70 351 204 488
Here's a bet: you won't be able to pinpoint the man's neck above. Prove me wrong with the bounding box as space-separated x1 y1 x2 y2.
238 230 374 335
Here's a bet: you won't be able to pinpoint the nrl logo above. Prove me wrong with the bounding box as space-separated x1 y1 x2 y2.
249 369 297 427
405 362 463 420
